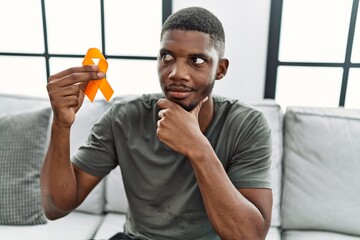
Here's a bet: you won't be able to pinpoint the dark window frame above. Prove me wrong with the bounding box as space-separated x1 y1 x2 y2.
0 0 172 81
265 0 360 107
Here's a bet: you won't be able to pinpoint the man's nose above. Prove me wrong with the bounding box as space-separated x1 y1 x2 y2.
169 61 190 81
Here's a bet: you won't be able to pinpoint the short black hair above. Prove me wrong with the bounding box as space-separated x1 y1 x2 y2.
161 7 225 57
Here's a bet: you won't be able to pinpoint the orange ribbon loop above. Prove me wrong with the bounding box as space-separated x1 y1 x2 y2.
82 48 114 102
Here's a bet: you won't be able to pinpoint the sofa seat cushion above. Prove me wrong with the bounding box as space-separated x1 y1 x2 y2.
283 230 360 240
282 107 360 236
0 211 104 240
265 227 281 240
93 213 127 240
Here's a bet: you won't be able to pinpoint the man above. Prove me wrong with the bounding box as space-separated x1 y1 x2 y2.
41 7 272 240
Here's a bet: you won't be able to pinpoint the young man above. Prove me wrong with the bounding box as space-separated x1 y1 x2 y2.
41 7 272 240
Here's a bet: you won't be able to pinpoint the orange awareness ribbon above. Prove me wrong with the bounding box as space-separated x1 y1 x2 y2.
82 48 114 102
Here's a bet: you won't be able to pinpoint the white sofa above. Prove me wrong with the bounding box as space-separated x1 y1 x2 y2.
0 93 359 240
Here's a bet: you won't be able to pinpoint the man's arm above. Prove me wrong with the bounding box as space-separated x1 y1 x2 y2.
40 65 104 220
40 124 102 220
187 142 272 240
157 98 272 240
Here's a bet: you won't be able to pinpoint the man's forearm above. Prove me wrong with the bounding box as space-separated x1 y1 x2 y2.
40 123 79 220
188 140 270 240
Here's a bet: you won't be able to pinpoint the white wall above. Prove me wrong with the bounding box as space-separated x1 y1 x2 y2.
173 0 271 101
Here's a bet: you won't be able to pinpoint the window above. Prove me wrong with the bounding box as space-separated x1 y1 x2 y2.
265 0 360 109
0 0 172 99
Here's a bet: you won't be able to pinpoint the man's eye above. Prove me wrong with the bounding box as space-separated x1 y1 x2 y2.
192 57 205 65
161 54 173 62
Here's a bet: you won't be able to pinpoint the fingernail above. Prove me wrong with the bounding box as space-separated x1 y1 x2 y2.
97 72 105 78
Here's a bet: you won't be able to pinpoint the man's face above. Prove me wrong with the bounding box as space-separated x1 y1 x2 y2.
157 30 221 111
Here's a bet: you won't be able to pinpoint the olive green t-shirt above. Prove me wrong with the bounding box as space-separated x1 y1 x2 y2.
72 93 272 240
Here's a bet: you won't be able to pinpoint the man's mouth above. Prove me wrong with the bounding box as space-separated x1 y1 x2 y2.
165 85 195 99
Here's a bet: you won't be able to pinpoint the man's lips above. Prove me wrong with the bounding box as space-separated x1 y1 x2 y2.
165 85 195 99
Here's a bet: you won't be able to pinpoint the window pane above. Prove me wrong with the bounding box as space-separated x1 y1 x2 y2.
345 68 360 109
49 57 83 75
351 3 360 63
45 0 101 54
0 56 47 97
0 0 44 53
276 66 343 109
107 59 160 96
279 0 352 63
105 0 162 56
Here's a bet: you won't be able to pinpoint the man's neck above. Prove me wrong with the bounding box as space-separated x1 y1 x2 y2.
198 95 214 133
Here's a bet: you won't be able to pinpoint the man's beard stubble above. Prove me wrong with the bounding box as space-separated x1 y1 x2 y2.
178 80 215 112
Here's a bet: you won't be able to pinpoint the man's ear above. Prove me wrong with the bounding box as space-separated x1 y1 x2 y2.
215 58 229 80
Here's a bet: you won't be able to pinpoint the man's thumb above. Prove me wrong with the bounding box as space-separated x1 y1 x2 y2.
191 96 209 117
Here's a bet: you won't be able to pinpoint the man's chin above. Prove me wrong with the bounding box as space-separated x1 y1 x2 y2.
166 97 197 112
178 102 197 112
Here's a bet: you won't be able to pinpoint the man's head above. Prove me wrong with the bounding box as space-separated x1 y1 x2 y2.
161 7 225 58
158 7 228 112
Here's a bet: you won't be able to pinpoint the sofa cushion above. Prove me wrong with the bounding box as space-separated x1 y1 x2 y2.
0 94 50 116
282 107 360 236
0 108 51 225
105 166 128 213
252 100 283 227
283 230 360 240
75 180 106 215
265 227 281 240
93 213 127 240
72 100 111 215
0 211 104 240
69 99 111 158
0 93 110 215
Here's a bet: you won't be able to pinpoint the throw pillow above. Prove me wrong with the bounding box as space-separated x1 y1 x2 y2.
0 107 51 225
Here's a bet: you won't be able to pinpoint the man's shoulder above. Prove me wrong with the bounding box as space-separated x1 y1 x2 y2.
213 95 263 117
110 93 163 111
112 93 163 105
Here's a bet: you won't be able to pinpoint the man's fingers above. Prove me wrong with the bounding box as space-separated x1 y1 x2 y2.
48 71 104 91
157 98 176 109
48 84 80 99
49 65 96 80
190 96 208 117
158 109 166 119
78 81 89 92
48 65 104 84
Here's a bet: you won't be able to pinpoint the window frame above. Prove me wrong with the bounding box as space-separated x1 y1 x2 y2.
265 0 360 107
0 0 172 81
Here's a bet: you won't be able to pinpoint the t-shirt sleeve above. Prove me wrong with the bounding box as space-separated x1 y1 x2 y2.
227 110 272 189
71 107 118 177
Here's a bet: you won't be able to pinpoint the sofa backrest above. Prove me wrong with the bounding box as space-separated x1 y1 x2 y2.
71 99 112 214
0 94 51 116
252 100 284 227
281 106 360 236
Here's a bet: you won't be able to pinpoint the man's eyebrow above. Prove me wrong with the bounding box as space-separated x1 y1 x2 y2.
158 49 211 59
189 53 210 59
159 48 173 54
